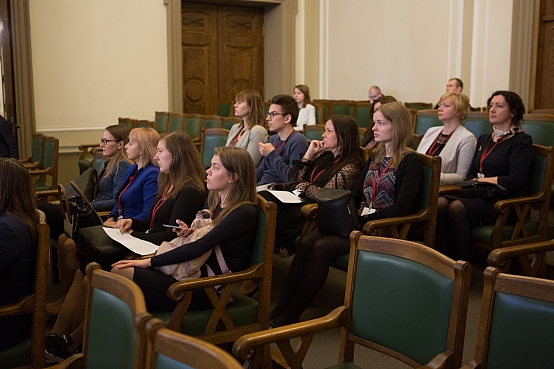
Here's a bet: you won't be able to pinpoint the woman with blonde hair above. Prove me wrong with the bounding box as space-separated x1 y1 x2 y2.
226 89 268 166
293 84 316 131
112 147 259 312
270 102 422 328
104 127 160 226
0 159 39 350
417 92 476 185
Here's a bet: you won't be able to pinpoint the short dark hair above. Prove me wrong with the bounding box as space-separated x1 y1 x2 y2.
450 78 464 90
487 90 525 126
270 94 300 127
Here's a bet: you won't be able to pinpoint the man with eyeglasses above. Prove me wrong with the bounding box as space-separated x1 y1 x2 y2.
368 85 383 103
255 95 308 185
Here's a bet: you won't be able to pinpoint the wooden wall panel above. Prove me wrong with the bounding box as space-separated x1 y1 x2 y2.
534 0 554 109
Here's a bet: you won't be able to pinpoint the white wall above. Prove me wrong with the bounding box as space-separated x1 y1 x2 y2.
29 0 168 150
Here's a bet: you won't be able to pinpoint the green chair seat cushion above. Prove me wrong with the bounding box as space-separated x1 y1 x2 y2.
0 339 30 369
152 291 258 337
471 221 539 245
487 292 554 368
34 181 53 191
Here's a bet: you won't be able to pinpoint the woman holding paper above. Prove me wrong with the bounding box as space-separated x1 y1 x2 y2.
435 90 533 261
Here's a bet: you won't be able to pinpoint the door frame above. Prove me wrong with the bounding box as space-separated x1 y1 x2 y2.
163 0 297 112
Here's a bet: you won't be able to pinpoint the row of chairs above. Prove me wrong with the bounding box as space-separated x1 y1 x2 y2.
19 133 60 197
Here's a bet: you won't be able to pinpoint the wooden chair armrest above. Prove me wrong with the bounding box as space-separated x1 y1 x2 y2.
0 295 34 317
419 351 451 369
78 143 100 151
97 210 110 218
35 189 60 201
232 306 348 362
487 239 554 269
493 191 546 212
48 353 84 369
27 168 50 176
459 361 481 369
362 209 429 235
300 203 318 220
23 162 40 169
438 185 461 196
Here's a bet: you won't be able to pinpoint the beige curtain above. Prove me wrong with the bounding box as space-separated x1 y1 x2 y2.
10 0 35 159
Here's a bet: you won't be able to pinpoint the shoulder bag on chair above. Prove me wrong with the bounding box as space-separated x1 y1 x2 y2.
317 188 361 238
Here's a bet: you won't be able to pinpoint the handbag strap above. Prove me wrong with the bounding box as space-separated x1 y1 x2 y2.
205 245 230 276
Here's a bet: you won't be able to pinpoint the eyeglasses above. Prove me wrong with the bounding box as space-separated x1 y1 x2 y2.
100 139 118 144
267 111 288 119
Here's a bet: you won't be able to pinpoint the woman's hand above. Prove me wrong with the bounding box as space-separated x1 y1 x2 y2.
103 218 116 227
174 219 196 238
115 219 133 234
477 176 498 184
112 258 151 269
303 140 326 160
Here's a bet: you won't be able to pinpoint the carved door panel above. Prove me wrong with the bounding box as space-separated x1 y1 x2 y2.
534 0 554 109
217 6 264 109
181 3 264 114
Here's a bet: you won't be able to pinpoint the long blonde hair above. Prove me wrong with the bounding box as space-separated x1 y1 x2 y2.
207 147 257 225
373 102 413 168
129 128 159 167
103 124 131 178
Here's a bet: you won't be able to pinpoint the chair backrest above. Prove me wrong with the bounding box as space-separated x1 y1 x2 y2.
354 102 373 128
185 114 202 140
168 113 185 132
33 136 59 192
222 117 241 131
464 112 492 138
0 210 49 369
405 102 433 110
329 100 354 116
143 318 242 369
313 99 330 120
82 263 149 369
30 133 44 165
217 102 233 117
521 114 554 147
118 117 134 129
310 102 324 125
528 108 554 115
134 120 154 129
154 111 169 134
344 233 471 369
201 128 229 168
91 149 106 175
303 124 325 141
202 115 223 129
412 152 441 246
469 267 554 369
415 110 442 135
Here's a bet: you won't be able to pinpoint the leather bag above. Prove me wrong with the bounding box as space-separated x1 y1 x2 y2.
317 188 361 237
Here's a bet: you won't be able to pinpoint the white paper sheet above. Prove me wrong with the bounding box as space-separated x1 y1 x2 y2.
103 227 159 256
265 190 303 203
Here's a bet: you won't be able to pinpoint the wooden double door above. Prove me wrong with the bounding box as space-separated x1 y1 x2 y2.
534 0 554 109
182 2 264 115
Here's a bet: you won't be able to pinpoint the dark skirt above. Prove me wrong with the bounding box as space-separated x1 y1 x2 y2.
443 195 516 227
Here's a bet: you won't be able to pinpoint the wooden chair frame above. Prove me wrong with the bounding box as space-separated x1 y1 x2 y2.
0 210 49 369
222 117 241 131
353 101 373 128
184 113 203 142
200 128 230 168
310 101 325 125
233 233 471 369
460 267 554 369
487 238 554 278
159 196 276 348
329 100 355 117
302 124 325 141
154 111 169 134
20 133 45 169
202 115 223 129
29 136 59 197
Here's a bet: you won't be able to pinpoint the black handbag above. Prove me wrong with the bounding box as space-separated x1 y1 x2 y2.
456 181 508 200
67 195 103 237
317 188 361 237
76 225 131 271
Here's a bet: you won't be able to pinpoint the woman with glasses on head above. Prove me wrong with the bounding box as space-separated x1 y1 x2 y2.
293 84 316 131
226 89 268 166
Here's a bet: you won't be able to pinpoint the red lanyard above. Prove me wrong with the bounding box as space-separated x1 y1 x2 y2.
117 174 136 216
149 186 171 229
99 170 106 183
309 157 340 183
427 132 452 157
370 159 393 207
230 125 246 147
267 131 296 165
479 138 503 173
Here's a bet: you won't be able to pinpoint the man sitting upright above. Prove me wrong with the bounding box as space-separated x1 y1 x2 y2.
256 94 308 185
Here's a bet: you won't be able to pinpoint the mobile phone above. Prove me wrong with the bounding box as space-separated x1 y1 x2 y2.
163 224 181 229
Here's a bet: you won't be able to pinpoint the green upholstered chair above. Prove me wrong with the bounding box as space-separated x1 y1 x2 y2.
263 102 270 117
471 144 553 252
168 113 185 132
487 238 554 278
185 114 202 142
313 99 330 121
217 102 233 117
357 127 365 144
151 195 276 360
118 117 135 129
301 152 441 270
202 115 222 129
44 263 151 369
142 318 243 369
222 117 241 131
29 136 59 194
528 108 554 115
311 102 325 125
20 133 44 170
405 102 433 110
154 111 169 134
200 128 229 168
460 267 554 369
464 112 492 138
521 114 554 147
414 109 442 136
77 142 101 174
354 102 372 128
233 234 471 369
329 100 354 116
0 211 49 369
303 124 325 141
134 120 154 129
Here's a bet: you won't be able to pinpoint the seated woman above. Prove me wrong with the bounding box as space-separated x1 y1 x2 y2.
264 114 363 257
46 132 210 361
269 102 422 328
225 89 268 167
417 92 476 185
360 95 397 148
104 127 160 226
293 84 316 131
0 159 39 350
435 91 533 261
